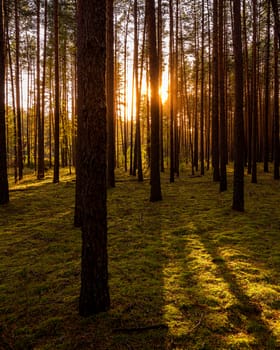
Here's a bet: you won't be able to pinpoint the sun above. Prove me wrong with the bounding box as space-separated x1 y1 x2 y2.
159 85 168 104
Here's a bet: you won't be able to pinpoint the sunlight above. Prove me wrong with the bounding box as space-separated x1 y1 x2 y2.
121 67 169 122
160 68 169 104
159 85 168 104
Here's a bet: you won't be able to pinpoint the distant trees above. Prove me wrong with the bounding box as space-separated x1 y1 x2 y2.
77 0 110 316
1 0 279 210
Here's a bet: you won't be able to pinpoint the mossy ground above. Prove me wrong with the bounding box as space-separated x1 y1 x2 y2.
1 165 280 349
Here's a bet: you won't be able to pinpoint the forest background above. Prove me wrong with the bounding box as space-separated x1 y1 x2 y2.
0 0 280 349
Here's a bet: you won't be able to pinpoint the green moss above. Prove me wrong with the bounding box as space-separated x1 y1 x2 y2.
1 166 280 348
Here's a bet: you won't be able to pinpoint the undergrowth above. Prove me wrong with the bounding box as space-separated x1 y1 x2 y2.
0 165 280 349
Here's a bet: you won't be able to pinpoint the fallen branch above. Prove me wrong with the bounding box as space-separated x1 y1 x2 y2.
113 323 168 333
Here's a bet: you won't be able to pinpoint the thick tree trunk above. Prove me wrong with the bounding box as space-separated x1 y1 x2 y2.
77 0 110 316
273 16 279 180
106 0 115 188
146 0 162 202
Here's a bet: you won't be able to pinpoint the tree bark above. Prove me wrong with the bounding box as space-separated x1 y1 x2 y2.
270 0 280 48
232 0 245 211
53 0 60 183
37 0 44 179
106 0 115 188
146 0 162 202
218 0 227 192
200 0 205 176
77 0 110 316
251 0 258 184
263 0 270 173
273 14 279 180
169 0 175 183
212 0 220 181
15 0 23 180
0 0 9 204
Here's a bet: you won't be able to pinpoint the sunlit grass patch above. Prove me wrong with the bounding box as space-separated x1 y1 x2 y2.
224 332 257 349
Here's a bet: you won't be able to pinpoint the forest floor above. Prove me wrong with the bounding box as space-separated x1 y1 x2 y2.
1 165 280 349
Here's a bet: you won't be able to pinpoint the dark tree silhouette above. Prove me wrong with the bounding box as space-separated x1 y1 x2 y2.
0 0 9 205
37 0 44 180
212 0 220 182
53 0 60 184
15 0 23 180
77 0 110 316
106 0 115 188
270 0 280 48
251 0 258 184
273 13 279 180
232 0 245 211
218 0 227 192
146 0 162 202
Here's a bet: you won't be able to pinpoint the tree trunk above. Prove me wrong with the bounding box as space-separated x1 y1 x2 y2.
218 0 227 192
200 0 205 176
158 0 164 172
242 0 251 172
0 0 9 204
77 0 110 316
251 0 258 183
6 29 17 182
273 14 279 180
169 0 175 183
133 0 143 182
146 0 162 202
270 0 280 48
15 0 23 180
212 0 220 181
53 0 60 183
232 0 245 211
37 0 44 179
106 0 115 188
263 0 270 173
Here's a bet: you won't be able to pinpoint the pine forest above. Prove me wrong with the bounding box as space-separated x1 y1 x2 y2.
0 0 280 349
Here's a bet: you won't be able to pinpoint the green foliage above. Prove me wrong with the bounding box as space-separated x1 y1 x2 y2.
1 167 280 349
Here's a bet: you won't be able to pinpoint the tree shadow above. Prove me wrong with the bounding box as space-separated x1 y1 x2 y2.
164 224 279 349
201 233 278 349
71 181 170 349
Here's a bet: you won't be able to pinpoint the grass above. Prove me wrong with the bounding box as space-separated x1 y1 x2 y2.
1 165 280 349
